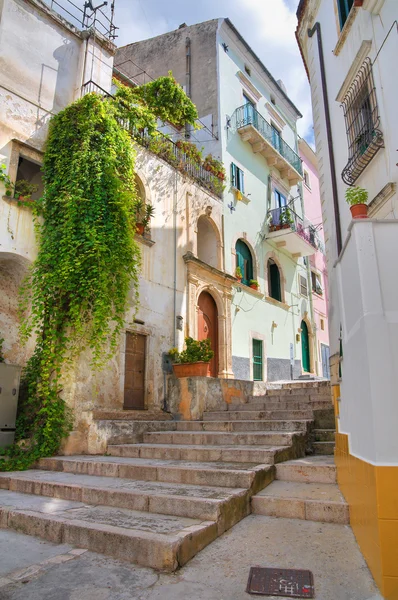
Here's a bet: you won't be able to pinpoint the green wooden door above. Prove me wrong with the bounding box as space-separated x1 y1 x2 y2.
301 320 310 373
252 339 263 381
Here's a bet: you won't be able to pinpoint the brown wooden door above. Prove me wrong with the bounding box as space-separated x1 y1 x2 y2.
124 332 146 410
198 291 219 377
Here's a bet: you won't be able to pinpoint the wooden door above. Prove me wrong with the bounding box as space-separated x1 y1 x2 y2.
198 291 219 377
124 332 146 410
301 320 310 373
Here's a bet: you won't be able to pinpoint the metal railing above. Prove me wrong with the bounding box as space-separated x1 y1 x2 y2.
46 0 118 40
232 104 303 176
268 206 324 253
80 81 224 198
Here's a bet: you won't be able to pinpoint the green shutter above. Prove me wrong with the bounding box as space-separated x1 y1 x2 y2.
269 262 281 302
236 240 253 286
253 339 263 381
231 163 237 188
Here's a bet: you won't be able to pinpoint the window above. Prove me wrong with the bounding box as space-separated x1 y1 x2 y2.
235 239 253 286
231 163 245 193
337 0 354 30
341 58 384 185
320 319 325 331
243 94 257 128
268 259 282 302
311 271 323 295
270 190 288 228
299 274 308 297
14 156 44 201
274 189 287 208
303 170 311 188
252 339 263 381
244 64 251 77
271 123 282 154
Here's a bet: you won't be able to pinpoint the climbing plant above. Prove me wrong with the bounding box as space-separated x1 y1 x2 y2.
0 93 141 470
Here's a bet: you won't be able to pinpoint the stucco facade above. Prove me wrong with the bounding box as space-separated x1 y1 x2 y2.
299 138 330 377
0 0 234 452
296 1 398 596
117 19 324 382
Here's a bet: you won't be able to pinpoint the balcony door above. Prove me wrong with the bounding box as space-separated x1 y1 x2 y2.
243 94 257 128
271 123 282 154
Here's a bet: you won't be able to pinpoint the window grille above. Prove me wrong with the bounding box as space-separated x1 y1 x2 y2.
341 58 384 185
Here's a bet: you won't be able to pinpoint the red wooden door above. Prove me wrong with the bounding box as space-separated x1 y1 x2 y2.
124 332 146 409
198 291 219 377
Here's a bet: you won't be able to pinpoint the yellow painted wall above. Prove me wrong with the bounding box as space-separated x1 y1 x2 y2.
333 383 398 599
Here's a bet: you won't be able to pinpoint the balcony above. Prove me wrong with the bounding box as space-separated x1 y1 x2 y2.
266 206 323 257
232 105 303 186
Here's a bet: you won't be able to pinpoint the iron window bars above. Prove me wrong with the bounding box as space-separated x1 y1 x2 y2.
341 58 384 185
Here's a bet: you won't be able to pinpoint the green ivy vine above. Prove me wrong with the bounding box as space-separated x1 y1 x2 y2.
0 74 205 471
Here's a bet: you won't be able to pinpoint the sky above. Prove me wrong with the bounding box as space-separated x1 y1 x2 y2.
109 0 313 144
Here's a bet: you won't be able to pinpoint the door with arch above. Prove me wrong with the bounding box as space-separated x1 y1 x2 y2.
198 291 219 377
301 320 310 373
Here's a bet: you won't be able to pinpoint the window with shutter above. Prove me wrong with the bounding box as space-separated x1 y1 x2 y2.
235 239 253 286
299 274 308 297
231 163 245 193
252 339 263 381
268 259 282 302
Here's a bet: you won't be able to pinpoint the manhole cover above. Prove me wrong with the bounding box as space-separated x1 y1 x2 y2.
246 567 314 598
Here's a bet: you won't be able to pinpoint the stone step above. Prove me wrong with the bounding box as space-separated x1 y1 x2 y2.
107 443 296 464
228 401 331 411
314 429 335 442
313 441 335 455
38 456 274 491
251 480 349 524
93 410 173 421
0 489 216 571
0 470 248 526
175 420 310 433
275 457 337 484
203 410 314 421
313 409 335 429
142 431 298 447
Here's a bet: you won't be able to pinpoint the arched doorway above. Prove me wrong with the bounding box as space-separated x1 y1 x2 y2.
198 291 219 377
301 320 310 373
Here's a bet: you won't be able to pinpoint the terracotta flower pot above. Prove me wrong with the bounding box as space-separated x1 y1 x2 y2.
250 284 258 290
204 164 211 172
136 223 145 236
218 172 225 180
173 362 210 378
350 204 368 219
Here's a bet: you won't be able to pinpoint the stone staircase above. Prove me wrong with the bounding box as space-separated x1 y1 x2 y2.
0 381 337 571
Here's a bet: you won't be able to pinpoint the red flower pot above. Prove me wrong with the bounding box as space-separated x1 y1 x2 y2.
136 223 145 235
350 204 368 219
173 362 210 378
250 284 258 290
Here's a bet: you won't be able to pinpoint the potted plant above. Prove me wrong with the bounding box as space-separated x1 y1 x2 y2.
169 337 214 378
345 186 368 219
249 279 259 290
203 155 225 180
134 199 155 235
235 266 243 282
279 207 293 229
14 179 39 201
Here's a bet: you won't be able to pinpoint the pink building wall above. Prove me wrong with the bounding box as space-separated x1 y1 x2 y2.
299 139 330 375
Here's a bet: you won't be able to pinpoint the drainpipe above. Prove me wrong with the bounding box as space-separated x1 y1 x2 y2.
173 170 178 347
308 23 342 255
185 36 191 140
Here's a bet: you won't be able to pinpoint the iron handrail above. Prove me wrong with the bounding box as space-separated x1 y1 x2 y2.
233 104 303 176
80 81 224 198
268 206 324 253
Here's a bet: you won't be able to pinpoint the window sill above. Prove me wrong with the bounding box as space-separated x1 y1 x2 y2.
234 282 264 298
135 234 155 247
333 5 361 56
264 296 290 311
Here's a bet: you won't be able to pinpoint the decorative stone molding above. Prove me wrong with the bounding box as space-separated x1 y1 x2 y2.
368 182 397 217
265 102 286 130
335 40 372 102
333 6 361 56
263 250 287 304
362 0 385 14
237 71 262 102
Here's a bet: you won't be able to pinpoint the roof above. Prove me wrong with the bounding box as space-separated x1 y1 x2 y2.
224 18 303 119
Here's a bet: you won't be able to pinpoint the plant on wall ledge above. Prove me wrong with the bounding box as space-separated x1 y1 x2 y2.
169 337 214 378
14 180 39 202
0 164 13 197
203 155 226 180
345 186 368 219
134 199 155 236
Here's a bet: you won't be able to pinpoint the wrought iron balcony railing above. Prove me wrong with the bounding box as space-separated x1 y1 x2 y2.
268 206 324 253
80 82 224 198
233 105 303 176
